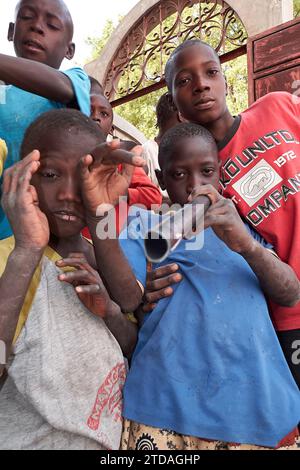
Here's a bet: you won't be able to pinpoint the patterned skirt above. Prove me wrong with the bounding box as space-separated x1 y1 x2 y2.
121 419 300 451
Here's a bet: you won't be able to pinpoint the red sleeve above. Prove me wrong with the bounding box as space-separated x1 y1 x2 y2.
128 167 162 209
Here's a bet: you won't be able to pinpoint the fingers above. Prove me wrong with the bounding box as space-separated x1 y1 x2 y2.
3 150 40 195
147 263 180 281
146 272 182 292
188 184 221 205
104 148 145 167
91 142 146 168
142 303 157 313
56 255 99 278
143 264 182 305
109 139 121 150
58 269 99 288
18 160 40 194
131 145 143 156
144 285 175 305
75 284 101 294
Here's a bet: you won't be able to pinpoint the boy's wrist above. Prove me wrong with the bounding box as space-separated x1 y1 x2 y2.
13 245 44 260
85 209 117 240
239 239 261 260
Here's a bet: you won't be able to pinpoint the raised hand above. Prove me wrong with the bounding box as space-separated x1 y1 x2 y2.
79 139 145 216
1 150 50 250
56 252 116 318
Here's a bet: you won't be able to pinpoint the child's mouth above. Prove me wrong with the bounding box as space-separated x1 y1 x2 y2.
194 100 215 111
23 40 45 52
54 211 82 223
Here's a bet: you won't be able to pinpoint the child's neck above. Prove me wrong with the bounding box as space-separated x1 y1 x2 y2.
205 110 235 144
49 233 88 259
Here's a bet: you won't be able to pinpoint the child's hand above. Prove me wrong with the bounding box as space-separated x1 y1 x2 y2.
80 139 145 215
1 150 50 251
188 185 255 254
142 263 182 313
56 252 115 318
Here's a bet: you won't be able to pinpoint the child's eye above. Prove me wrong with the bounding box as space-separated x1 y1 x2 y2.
203 168 214 176
173 171 185 179
101 112 109 118
207 69 219 77
48 24 60 30
177 77 190 87
41 170 59 180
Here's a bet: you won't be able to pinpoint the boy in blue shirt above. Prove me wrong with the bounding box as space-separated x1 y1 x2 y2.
117 123 300 449
0 0 90 239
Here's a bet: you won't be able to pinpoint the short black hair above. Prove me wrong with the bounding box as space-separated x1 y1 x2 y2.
89 76 104 95
158 122 217 169
165 40 220 90
156 92 177 130
21 109 105 158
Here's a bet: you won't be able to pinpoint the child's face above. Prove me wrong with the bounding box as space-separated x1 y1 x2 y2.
90 94 113 138
170 44 228 126
157 136 221 206
9 0 74 69
30 130 99 239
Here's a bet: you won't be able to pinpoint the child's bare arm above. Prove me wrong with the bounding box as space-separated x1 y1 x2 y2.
79 140 146 312
0 54 75 104
0 152 49 374
190 185 300 307
0 248 43 375
240 242 300 307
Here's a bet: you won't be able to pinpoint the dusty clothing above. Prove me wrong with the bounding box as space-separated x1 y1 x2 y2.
121 420 300 451
0 241 126 450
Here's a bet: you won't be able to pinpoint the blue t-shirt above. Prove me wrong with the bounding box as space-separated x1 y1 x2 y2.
0 67 90 239
119 208 300 448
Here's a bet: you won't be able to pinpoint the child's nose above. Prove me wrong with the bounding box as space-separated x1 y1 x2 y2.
193 74 210 92
187 174 203 194
57 178 81 202
30 18 45 35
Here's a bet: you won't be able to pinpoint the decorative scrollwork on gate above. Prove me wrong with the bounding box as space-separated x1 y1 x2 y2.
104 0 247 103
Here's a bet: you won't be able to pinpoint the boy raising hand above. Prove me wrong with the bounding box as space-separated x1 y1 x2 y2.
0 109 145 449
0 0 91 239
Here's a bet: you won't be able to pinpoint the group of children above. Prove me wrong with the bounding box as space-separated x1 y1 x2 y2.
0 0 299 451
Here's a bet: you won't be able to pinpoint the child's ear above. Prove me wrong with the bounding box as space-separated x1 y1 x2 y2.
168 94 177 113
224 75 229 96
65 42 75 61
7 22 15 42
155 169 166 191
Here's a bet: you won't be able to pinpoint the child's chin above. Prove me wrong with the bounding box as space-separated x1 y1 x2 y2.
50 223 85 239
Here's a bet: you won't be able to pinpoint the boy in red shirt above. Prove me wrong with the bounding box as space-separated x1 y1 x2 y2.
148 39 300 393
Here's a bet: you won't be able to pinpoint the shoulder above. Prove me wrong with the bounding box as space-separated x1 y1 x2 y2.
244 91 298 115
62 67 89 80
62 68 91 116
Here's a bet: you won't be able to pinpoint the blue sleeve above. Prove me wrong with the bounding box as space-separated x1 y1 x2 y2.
118 209 151 287
62 68 91 116
245 224 273 250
